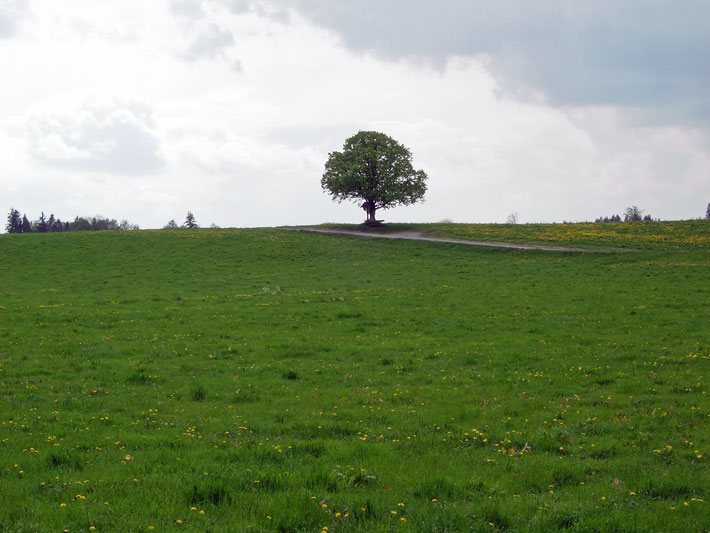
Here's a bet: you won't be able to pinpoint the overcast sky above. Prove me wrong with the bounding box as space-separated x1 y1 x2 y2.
1 0 708 229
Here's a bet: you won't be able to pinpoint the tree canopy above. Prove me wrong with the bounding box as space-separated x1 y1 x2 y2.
321 131 428 224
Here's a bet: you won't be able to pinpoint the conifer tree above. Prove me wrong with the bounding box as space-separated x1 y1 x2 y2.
6 208 21 233
184 212 198 228
36 212 49 233
20 214 31 233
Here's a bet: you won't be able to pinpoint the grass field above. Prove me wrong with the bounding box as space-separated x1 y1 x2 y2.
0 222 708 531
322 219 710 250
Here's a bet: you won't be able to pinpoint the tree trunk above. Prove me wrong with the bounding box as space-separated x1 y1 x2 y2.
364 200 377 224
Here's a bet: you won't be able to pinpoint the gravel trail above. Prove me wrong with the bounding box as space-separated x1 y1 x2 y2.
290 227 619 253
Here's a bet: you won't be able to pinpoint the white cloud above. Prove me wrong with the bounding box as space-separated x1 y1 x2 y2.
0 0 26 37
168 0 205 18
181 22 235 61
27 97 164 175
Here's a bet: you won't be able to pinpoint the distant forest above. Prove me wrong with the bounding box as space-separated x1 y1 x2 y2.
5 204 709 234
595 205 654 223
5 208 139 233
596 204 708 222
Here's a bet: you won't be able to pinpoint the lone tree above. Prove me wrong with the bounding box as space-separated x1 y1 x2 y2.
624 205 644 222
321 131 428 225
184 211 198 228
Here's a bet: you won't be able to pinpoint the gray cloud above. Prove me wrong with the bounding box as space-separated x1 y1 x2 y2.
28 99 165 175
227 0 289 21
264 123 358 149
226 0 251 14
273 0 710 126
0 0 26 38
181 22 235 60
168 0 205 18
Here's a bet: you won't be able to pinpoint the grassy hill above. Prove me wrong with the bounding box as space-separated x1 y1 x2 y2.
1 223 708 531
322 219 710 250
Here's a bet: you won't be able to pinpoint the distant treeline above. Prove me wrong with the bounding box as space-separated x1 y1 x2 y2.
164 211 199 229
595 204 710 223
5 208 139 233
595 205 654 223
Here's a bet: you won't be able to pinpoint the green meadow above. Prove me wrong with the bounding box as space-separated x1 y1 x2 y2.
0 222 708 532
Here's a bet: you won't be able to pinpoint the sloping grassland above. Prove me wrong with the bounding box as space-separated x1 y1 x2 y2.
0 223 707 531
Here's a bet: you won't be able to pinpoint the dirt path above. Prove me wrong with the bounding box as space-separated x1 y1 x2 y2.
291 227 618 253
